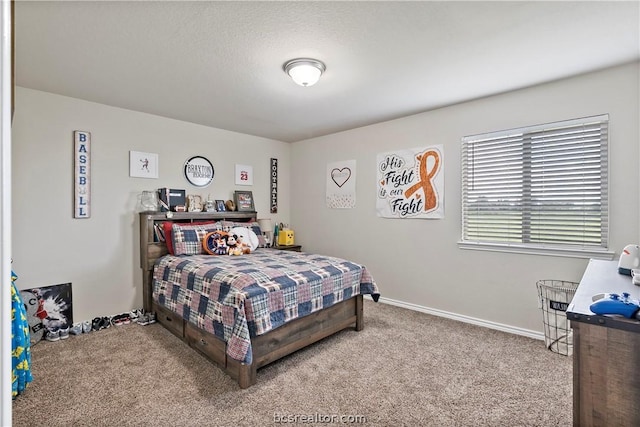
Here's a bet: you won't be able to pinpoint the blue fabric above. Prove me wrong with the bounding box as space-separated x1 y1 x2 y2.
11 270 33 398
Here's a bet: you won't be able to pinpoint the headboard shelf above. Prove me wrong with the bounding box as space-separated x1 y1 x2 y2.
139 210 258 311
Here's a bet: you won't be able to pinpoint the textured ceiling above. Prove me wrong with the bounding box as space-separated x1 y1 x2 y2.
14 1 640 143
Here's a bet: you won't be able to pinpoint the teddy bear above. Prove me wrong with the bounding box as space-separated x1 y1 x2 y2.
237 235 252 254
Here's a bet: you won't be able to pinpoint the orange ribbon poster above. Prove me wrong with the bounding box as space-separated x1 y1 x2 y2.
376 145 444 218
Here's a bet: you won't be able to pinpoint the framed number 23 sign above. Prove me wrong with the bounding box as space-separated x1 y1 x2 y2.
235 164 253 186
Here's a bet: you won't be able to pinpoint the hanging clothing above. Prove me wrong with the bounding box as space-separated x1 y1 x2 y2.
11 270 32 398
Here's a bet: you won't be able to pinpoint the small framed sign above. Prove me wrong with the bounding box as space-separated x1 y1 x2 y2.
184 156 214 187
130 151 158 179
234 190 255 212
235 164 253 186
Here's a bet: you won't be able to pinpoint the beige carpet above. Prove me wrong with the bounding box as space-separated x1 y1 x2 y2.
12 300 572 426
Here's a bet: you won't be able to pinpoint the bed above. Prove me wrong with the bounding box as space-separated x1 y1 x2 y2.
139 211 379 388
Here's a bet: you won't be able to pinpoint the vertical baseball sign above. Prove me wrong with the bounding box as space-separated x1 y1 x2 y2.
270 158 278 214
74 131 91 218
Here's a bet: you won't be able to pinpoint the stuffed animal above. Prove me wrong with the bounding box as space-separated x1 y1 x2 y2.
230 226 259 253
226 233 244 256
213 232 229 255
237 235 251 254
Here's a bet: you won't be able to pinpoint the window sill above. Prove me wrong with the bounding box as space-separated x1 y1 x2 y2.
457 241 615 260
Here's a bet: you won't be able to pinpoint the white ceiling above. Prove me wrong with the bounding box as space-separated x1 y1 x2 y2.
14 1 640 143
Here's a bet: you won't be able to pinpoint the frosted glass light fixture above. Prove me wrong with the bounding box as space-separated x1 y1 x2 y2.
283 58 326 87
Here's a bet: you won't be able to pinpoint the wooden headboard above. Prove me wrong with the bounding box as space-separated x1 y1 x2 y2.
139 210 257 312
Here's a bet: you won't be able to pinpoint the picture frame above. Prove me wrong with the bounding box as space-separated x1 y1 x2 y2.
130 151 159 179
235 164 254 186
234 190 255 212
215 199 226 212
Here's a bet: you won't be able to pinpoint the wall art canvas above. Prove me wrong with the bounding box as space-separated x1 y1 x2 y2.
326 160 356 209
130 151 159 179
21 282 73 332
376 145 444 219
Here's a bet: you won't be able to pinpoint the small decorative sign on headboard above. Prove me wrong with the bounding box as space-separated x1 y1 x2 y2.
74 131 91 218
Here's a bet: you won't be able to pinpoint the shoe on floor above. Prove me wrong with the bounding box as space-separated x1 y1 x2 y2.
82 320 92 333
111 313 132 326
111 314 123 326
137 313 150 326
129 309 142 322
120 313 131 325
59 327 70 340
69 323 83 335
101 317 111 330
91 317 102 332
137 312 156 326
45 328 60 342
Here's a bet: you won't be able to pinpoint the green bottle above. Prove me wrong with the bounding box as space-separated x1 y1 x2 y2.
273 223 279 247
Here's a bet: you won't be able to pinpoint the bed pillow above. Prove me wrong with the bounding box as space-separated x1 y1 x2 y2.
162 221 177 254
220 220 266 247
172 222 222 256
202 231 229 255
230 227 260 252
162 221 219 255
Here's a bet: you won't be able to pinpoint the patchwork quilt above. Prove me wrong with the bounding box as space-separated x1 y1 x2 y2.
153 249 380 364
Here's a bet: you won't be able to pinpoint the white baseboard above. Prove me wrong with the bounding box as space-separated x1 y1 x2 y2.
377 296 545 341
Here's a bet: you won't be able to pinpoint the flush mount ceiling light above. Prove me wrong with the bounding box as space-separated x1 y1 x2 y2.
283 58 326 87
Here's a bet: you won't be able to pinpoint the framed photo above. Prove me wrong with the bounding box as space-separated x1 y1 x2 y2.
234 190 255 212
130 151 159 179
215 199 226 212
235 164 253 186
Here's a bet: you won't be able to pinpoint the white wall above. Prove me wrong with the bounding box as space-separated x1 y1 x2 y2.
11 87 291 321
11 62 640 335
290 62 640 334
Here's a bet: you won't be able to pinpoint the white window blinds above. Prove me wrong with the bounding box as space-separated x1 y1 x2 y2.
461 114 609 256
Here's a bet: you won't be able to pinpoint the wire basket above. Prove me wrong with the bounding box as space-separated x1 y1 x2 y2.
536 280 579 356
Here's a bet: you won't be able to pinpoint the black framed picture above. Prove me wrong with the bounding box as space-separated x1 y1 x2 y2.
234 190 255 212
215 199 226 212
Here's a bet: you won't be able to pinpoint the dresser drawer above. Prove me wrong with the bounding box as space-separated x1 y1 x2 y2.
185 322 226 367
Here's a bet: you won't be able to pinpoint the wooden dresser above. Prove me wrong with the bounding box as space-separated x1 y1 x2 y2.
567 259 640 426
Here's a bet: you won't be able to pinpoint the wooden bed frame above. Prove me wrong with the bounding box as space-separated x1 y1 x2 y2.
139 211 364 388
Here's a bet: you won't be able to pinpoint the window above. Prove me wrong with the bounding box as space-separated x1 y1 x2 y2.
460 114 612 258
